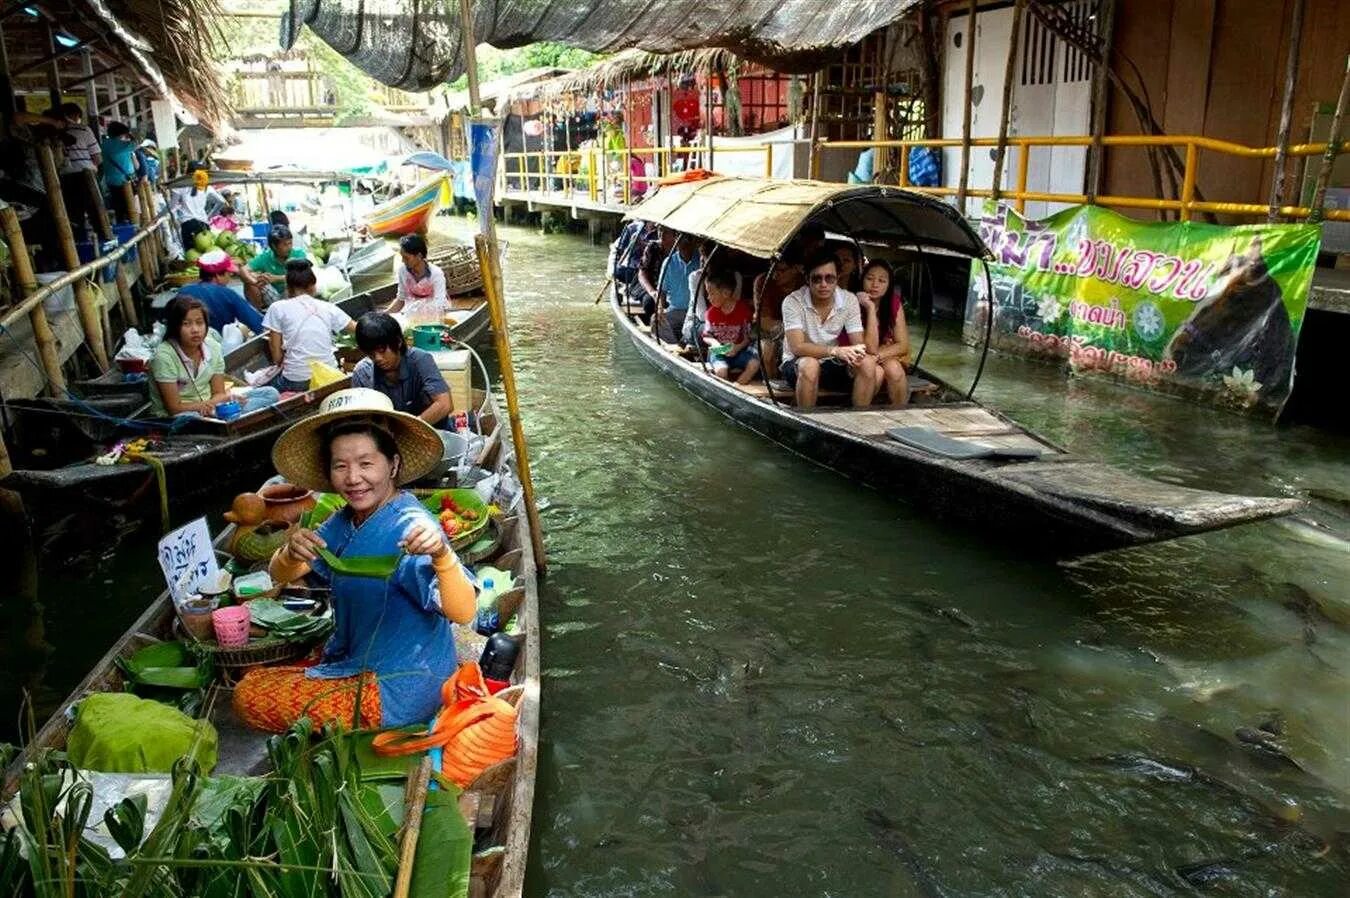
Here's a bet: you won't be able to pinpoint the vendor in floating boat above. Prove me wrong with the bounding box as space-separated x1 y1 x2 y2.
232 387 476 732
244 225 309 305
178 249 263 335
856 259 912 408
263 259 355 392
169 161 225 248
387 233 447 316
150 296 279 419
780 250 877 409
351 312 452 427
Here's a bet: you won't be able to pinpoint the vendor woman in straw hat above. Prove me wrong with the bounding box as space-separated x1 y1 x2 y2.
232 387 476 732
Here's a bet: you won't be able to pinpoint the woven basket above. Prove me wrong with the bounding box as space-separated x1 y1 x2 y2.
431 244 482 297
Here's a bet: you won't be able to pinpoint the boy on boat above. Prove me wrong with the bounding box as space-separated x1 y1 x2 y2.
702 269 760 384
780 250 877 409
351 312 453 428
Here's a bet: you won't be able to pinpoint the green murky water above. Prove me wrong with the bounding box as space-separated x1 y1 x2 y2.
5 219 1349 896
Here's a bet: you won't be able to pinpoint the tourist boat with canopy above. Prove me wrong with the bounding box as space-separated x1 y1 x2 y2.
611 175 1301 554
1 275 491 551
1 368 541 897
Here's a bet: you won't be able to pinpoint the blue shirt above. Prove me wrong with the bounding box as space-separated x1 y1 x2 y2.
178 281 264 334
351 347 451 426
309 492 464 727
100 137 137 187
660 250 699 312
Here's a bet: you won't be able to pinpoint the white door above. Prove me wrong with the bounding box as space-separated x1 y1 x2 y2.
942 1 1093 219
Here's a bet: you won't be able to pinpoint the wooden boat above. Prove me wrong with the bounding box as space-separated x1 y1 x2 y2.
366 175 446 237
612 176 1301 555
1 388 541 897
3 284 492 550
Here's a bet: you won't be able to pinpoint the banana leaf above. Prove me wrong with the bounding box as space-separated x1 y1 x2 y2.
246 600 334 642
300 493 347 529
116 642 214 690
408 788 472 898
315 547 403 579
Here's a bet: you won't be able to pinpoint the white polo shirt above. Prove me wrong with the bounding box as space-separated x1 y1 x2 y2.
780 285 864 363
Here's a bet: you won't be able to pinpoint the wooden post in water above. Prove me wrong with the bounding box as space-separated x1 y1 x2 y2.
458 0 548 573
85 169 138 327
1085 0 1117 204
1309 53 1350 221
37 143 108 369
990 0 1025 203
956 0 977 213
1 205 65 396
1268 0 1306 221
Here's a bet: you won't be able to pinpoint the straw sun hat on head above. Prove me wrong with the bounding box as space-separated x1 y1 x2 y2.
272 388 444 493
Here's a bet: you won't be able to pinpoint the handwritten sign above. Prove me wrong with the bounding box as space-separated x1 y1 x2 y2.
157 517 218 605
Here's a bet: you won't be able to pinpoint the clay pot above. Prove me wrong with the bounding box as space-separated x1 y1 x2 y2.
222 492 267 526
258 483 316 524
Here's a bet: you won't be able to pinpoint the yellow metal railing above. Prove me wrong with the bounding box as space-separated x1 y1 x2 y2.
499 143 773 206
812 135 1350 222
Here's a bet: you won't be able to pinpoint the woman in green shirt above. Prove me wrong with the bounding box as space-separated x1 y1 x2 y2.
151 296 280 419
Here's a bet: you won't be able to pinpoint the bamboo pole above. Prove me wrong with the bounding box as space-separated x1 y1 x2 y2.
137 179 161 288
1309 54 1350 222
459 0 549 573
1268 0 1307 221
704 71 714 171
956 0 978 212
808 68 822 179
37 143 108 369
990 0 1025 202
85 169 137 327
392 757 431 898
121 181 154 287
1 205 64 396
1085 0 1117 204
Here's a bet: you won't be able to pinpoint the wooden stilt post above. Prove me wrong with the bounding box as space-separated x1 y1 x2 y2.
122 181 153 287
991 0 1025 203
1310 53 1350 221
1 205 65 396
84 169 137 327
458 0 548 573
37 143 108 369
1268 0 1306 221
1085 0 1117 204
956 0 978 213
42 20 61 110
808 68 822 179
137 179 161 288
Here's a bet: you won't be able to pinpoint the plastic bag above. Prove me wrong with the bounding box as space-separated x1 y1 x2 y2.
309 360 345 388
220 322 249 352
314 265 349 299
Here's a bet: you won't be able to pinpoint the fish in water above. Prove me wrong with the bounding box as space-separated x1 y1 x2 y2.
1164 236 1295 397
1234 726 1304 772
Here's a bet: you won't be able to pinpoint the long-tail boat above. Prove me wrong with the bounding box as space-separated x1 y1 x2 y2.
366 175 447 237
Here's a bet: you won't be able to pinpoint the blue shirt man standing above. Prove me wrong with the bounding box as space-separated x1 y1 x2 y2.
178 249 264 335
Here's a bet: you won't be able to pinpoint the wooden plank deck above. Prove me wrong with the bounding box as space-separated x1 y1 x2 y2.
799 405 1060 454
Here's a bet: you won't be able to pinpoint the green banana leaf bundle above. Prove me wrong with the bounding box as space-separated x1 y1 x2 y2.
246 600 334 643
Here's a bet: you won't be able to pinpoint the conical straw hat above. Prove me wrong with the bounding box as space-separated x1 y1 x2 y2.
271 387 444 492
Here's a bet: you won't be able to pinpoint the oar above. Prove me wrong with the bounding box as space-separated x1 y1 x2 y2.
592 276 613 304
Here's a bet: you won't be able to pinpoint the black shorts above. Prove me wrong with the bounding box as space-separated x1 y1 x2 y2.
781 356 853 391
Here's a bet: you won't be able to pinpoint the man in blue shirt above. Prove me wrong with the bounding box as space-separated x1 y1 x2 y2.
351 312 452 427
179 249 264 335
656 233 699 345
99 121 139 223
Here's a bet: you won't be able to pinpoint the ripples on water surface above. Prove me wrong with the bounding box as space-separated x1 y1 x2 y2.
6 220 1349 896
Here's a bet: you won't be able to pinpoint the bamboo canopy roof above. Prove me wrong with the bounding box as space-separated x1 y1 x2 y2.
288 0 922 90
624 176 991 261
499 48 741 104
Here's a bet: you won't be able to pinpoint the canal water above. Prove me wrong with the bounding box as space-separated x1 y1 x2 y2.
5 219 1349 896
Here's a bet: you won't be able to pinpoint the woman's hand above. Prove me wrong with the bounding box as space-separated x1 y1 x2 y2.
857 292 875 311
284 527 326 563
401 521 448 559
835 343 868 366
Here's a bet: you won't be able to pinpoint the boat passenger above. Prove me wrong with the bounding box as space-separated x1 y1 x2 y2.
857 259 912 408
656 233 700 344
177 249 263 335
263 259 356 392
702 269 760 384
752 260 803 379
150 296 279 419
351 312 452 427
233 387 476 733
99 121 139 224
611 219 653 300
387 233 447 316
780 250 877 409
245 224 308 304
831 241 862 292
635 226 674 324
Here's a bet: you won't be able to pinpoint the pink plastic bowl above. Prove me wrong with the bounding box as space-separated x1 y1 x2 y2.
211 605 251 648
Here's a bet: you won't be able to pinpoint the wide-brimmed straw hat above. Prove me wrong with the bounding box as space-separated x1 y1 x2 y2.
272 388 444 492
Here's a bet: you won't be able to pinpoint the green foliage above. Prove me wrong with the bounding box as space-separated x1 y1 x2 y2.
448 42 603 90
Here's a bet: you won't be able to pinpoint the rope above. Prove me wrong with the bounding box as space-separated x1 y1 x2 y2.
126 451 170 533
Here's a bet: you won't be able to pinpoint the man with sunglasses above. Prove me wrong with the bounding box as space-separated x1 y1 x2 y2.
780 249 878 408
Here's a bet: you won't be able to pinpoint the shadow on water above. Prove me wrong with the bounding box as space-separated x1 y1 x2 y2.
4 217 1348 896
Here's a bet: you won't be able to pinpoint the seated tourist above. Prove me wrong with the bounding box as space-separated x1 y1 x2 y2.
177 249 263 335
752 260 804 379
780 250 877 409
150 296 278 419
636 226 675 324
612 220 653 300
857 259 912 408
233 387 476 732
702 269 760 384
656 233 700 344
263 259 356 392
830 240 862 292
388 233 447 316
351 312 452 428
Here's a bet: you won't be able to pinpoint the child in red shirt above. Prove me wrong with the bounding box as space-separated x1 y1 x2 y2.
702 269 760 384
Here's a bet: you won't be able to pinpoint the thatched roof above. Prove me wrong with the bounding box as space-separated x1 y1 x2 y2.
500 48 740 104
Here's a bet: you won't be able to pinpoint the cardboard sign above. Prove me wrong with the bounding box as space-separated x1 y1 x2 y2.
157 517 218 605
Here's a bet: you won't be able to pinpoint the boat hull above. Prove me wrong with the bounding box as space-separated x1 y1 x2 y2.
610 296 1300 555
366 177 444 237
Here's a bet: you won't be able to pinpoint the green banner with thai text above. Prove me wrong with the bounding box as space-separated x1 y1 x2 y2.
963 203 1321 415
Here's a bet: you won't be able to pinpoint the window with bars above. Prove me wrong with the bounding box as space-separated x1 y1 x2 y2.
1021 0 1094 87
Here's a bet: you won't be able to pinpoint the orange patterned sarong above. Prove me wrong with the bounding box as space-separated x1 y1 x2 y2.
232 665 382 733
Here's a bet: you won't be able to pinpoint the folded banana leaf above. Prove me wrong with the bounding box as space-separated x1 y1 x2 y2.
246 600 334 642
316 546 403 579
115 641 214 690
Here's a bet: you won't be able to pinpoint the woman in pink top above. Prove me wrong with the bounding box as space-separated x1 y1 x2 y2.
388 233 446 315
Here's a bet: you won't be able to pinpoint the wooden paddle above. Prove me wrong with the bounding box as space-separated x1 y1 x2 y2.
592 276 613 304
